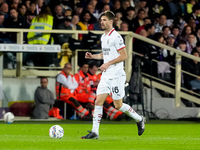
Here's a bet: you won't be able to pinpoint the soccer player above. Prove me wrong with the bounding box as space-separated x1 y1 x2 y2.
81 11 145 139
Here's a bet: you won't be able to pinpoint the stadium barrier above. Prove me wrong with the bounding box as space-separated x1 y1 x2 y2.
1 28 200 108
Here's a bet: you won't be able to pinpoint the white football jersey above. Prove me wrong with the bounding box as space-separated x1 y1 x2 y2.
101 28 126 78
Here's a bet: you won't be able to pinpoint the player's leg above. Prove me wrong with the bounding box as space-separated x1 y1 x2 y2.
112 75 145 136
81 93 108 139
103 100 125 121
113 99 145 136
113 99 142 121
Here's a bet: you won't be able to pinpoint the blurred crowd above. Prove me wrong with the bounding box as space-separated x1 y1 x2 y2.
2 0 200 93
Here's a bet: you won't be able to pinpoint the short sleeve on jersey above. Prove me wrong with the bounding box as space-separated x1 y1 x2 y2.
114 35 125 51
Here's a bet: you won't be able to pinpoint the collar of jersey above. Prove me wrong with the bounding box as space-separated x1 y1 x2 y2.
107 28 115 36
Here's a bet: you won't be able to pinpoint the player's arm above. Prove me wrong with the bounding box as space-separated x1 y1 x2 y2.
100 48 127 71
85 52 103 59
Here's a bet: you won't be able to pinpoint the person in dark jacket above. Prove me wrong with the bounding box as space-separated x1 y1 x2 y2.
184 51 200 90
4 8 27 42
33 77 55 119
55 16 73 45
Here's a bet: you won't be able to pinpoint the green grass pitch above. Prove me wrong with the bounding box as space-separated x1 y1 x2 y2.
1 120 200 150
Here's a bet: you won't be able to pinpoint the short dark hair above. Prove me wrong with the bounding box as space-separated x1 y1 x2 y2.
143 17 151 21
172 25 180 31
162 26 170 31
178 39 186 45
137 8 145 14
153 32 163 41
89 61 98 69
80 61 88 68
145 23 154 31
100 11 115 21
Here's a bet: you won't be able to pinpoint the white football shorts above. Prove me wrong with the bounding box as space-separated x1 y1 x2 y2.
96 75 126 100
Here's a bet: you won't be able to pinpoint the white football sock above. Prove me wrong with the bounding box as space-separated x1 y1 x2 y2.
119 103 142 122
92 105 103 134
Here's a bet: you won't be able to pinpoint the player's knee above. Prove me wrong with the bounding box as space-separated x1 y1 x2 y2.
114 102 123 110
95 99 104 106
115 105 121 110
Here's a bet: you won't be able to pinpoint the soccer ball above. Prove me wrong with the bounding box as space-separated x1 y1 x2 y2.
4 112 15 124
49 125 64 139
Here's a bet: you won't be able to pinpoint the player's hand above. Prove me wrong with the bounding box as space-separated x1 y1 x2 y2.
85 52 93 59
100 62 110 72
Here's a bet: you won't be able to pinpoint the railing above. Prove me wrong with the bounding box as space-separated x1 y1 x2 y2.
0 29 132 81
1 28 200 107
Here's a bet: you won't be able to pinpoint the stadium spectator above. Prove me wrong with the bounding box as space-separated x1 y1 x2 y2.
64 9 72 17
171 26 181 47
134 0 148 18
133 8 145 31
196 27 200 43
18 3 27 20
121 0 130 17
33 77 55 119
114 11 123 30
192 41 200 55
188 18 196 34
86 3 99 20
4 8 27 42
154 14 167 33
102 3 110 12
25 10 36 28
166 34 175 48
185 4 200 24
176 0 187 18
78 10 95 30
72 3 83 18
53 5 64 28
186 0 196 14
10 0 20 10
145 23 155 39
166 0 178 19
55 16 73 45
186 33 196 54
0 13 10 43
70 14 81 30
120 21 129 31
121 6 135 31
176 39 188 68
162 26 170 41
134 28 150 56
184 51 200 90
29 1 37 15
88 0 100 20
0 2 9 19
177 39 187 52
59 0 73 11
94 17 101 30
135 17 151 34
25 0 31 10
55 63 92 120
35 0 44 14
98 0 113 9
111 0 121 14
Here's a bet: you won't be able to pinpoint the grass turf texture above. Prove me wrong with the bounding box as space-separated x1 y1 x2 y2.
1 120 200 150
